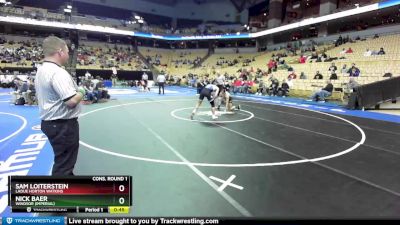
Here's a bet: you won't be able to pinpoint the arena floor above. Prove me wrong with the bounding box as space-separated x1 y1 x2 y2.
1 87 400 218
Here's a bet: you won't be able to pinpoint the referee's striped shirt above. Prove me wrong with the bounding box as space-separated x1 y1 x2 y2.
35 61 81 121
216 75 225 85
157 74 166 83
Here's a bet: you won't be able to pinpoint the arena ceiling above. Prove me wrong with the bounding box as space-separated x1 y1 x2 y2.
12 0 265 13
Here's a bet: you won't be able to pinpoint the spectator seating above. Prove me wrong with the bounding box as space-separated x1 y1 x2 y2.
77 41 147 71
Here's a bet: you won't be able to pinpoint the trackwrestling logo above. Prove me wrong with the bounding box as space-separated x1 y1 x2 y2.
0 133 48 215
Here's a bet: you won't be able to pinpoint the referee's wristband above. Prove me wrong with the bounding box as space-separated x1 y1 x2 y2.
77 89 85 97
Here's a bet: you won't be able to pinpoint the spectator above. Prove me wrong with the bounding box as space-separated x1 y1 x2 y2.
180 76 188 86
345 77 359 93
329 70 338 80
11 79 28 104
345 35 351 43
23 78 36 105
299 72 307 79
268 74 275 82
110 73 118 87
348 64 360 77
345 47 353 53
242 80 254 94
320 53 328 62
309 80 333 102
111 66 118 86
328 63 337 72
91 76 100 87
286 77 294 88
341 64 348 75
142 72 150 91
309 52 318 60
96 78 110 100
267 59 275 74
0 38 43 65
299 55 306 64
191 75 197 88
288 71 297 79
0 74 12 88
0 75 5 87
85 71 91 79
233 78 243 94
82 80 97 102
314 71 323 80
256 79 266 96
336 35 343 46
371 50 378 56
279 79 290 97
91 80 101 100
377 47 385 55
340 48 346 54
91 78 104 100
364 48 372 57
272 60 278 71
268 78 279 96
278 57 285 65
240 70 248 81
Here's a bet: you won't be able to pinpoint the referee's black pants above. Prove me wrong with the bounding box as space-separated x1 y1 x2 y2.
41 118 79 176
158 82 165 94
217 84 224 96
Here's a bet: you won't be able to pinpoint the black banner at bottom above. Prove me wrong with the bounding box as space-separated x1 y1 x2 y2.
2 217 400 225
65 217 400 225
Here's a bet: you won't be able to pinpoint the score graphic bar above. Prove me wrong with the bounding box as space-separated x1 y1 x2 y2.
8 176 132 213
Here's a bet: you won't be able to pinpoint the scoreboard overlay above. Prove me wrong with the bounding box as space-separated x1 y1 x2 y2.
8 176 132 214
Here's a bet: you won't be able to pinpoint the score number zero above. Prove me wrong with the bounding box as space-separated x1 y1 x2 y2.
117 185 126 205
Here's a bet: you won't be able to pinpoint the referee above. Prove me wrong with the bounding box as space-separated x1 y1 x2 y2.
142 72 149 91
35 36 86 176
215 74 225 110
156 73 166 95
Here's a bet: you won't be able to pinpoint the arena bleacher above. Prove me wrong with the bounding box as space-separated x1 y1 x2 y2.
3 31 399 104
